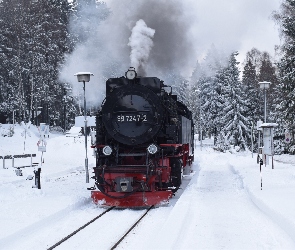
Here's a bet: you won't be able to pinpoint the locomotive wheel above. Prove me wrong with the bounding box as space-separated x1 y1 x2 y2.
170 158 183 192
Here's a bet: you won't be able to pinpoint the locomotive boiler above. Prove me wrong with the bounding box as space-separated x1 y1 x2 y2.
91 67 194 207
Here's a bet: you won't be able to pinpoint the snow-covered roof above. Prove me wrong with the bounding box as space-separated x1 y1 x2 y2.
74 72 94 76
259 123 278 128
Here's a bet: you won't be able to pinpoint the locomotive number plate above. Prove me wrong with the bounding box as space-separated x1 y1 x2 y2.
117 114 148 122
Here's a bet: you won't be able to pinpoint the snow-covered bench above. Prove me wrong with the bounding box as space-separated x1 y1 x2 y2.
1 154 37 169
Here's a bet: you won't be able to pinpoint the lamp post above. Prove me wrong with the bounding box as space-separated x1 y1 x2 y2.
63 94 67 132
259 81 271 123
74 72 93 183
12 109 18 134
13 110 17 126
199 89 202 151
195 88 202 150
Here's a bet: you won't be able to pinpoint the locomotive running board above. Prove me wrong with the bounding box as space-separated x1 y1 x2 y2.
91 190 173 207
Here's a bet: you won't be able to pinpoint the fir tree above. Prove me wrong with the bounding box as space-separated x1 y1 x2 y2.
273 0 295 153
0 0 73 127
219 52 250 151
258 52 279 123
242 59 261 149
200 45 226 143
188 62 202 137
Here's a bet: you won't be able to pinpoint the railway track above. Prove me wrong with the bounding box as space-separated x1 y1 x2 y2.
47 205 154 250
110 205 154 250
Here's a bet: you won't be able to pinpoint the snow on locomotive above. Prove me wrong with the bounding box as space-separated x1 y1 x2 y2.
91 67 194 207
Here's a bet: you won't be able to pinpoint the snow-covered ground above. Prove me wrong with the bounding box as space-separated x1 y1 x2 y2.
0 124 295 249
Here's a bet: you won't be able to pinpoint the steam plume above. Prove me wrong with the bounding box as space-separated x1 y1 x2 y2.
128 19 155 76
59 0 196 107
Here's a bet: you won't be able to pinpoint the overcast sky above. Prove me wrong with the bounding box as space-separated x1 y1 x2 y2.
103 0 282 71
184 0 282 64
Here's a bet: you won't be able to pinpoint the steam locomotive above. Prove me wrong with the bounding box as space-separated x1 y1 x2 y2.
91 68 194 207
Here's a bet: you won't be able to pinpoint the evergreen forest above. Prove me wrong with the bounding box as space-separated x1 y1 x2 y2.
1 0 295 154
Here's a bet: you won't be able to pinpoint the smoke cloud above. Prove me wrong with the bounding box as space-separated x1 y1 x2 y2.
128 19 155 76
59 0 195 108
59 0 280 108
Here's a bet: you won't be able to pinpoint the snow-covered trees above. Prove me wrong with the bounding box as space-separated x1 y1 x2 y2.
219 52 250 151
0 0 75 128
189 47 282 152
190 50 251 151
189 46 227 144
258 53 279 122
273 0 295 153
242 59 260 123
0 0 293 154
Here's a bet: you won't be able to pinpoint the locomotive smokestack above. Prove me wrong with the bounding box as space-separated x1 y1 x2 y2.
128 19 155 76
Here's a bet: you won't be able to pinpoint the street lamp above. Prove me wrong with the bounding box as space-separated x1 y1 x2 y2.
259 81 271 123
74 72 93 183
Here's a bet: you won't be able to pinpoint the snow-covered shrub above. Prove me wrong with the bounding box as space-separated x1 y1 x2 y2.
289 145 295 155
213 132 231 152
0 125 14 137
8 126 14 137
49 126 64 134
274 138 285 155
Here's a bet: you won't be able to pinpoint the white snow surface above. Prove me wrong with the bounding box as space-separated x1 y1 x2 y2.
0 124 295 249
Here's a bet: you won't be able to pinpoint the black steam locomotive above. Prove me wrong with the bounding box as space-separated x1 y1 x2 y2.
91 67 194 207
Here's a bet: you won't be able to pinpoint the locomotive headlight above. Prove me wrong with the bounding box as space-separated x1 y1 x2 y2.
102 146 112 156
125 67 137 80
147 144 158 154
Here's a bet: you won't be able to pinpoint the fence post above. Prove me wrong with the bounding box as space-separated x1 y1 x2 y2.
34 168 41 189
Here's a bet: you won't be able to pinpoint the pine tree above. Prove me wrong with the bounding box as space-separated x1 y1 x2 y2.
200 45 226 143
219 52 250 151
273 0 295 153
0 0 32 121
163 71 189 105
245 48 263 73
0 0 74 127
258 52 279 123
242 59 260 121
241 59 261 149
188 62 202 137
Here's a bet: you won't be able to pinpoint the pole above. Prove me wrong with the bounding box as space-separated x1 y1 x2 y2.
272 156 274 169
264 88 267 123
34 168 41 189
251 122 253 158
64 100 66 132
83 81 89 183
24 128 26 152
13 110 15 134
199 90 202 151
259 159 263 190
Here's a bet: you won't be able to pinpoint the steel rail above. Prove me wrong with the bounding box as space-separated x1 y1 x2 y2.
110 205 154 250
47 206 115 250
